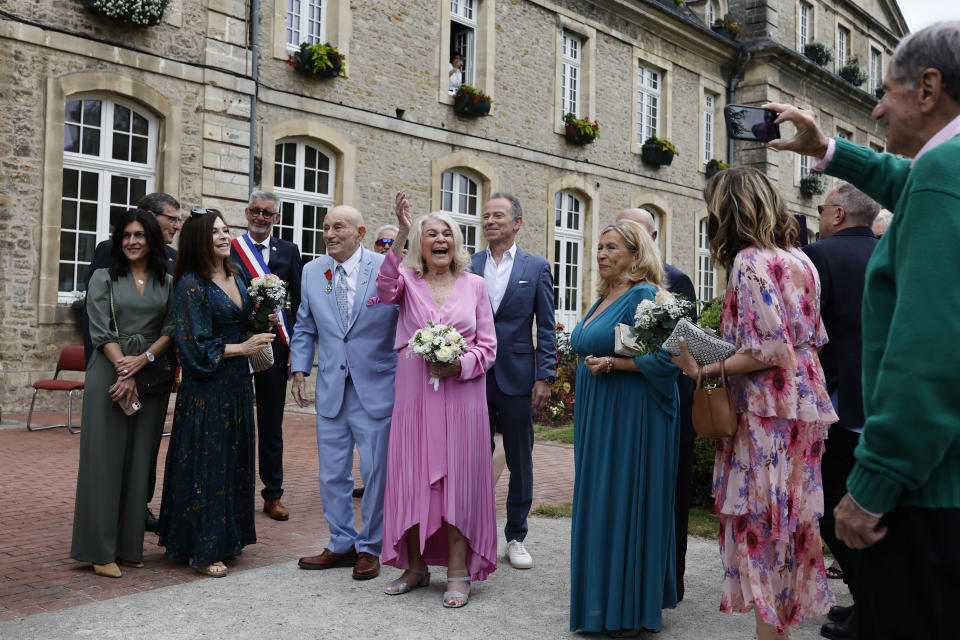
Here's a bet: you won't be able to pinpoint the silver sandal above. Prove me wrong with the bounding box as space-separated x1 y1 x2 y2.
384 568 430 595
442 575 471 608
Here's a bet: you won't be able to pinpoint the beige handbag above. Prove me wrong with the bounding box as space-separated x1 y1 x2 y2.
691 362 738 438
249 343 275 373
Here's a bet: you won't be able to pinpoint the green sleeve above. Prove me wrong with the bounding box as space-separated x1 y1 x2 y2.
825 137 912 212
846 185 960 512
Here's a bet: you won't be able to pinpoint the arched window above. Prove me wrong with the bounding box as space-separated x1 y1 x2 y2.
59 96 158 300
707 0 718 25
554 190 584 329
272 139 335 263
440 169 481 253
697 218 717 302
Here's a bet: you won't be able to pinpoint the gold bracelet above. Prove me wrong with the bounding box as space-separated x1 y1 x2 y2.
606 356 613 373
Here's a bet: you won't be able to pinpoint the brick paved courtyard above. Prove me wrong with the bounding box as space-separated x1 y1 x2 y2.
0 407 574 622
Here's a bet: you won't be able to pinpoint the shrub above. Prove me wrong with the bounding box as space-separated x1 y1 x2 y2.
691 437 717 509
838 59 868 86
287 42 347 77
536 323 579 426
563 112 600 139
82 0 169 25
800 172 828 196
643 136 678 155
804 42 833 67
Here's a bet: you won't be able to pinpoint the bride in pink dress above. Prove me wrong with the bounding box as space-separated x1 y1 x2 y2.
376 191 497 608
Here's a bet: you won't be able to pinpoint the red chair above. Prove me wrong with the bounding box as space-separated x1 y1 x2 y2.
27 345 86 434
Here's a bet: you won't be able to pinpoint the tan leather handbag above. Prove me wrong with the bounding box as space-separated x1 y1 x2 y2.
692 362 738 438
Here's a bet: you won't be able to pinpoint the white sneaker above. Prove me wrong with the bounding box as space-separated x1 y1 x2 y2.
505 539 533 569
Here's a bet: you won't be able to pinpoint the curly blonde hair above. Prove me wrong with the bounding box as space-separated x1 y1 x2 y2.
596 219 665 297
402 212 471 277
703 167 799 269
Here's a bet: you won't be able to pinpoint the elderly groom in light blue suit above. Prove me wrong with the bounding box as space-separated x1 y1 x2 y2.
290 205 399 581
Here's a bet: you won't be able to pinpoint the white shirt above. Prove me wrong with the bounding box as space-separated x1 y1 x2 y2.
483 243 517 314
249 235 271 266
334 245 363 317
448 64 463 94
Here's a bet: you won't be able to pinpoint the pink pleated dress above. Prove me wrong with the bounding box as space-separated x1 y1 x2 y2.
376 251 498 580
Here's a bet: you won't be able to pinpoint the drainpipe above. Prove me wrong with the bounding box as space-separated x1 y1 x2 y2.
726 47 751 165
249 0 260 193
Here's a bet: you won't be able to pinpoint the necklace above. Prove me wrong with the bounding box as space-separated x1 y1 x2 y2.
137 279 145 285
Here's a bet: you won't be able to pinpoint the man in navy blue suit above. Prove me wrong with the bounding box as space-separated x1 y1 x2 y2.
802 182 880 640
471 193 556 569
618 207 697 601
231 191 303 522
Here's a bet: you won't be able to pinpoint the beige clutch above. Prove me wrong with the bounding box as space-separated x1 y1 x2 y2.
614 323 642 356
249 344 275 373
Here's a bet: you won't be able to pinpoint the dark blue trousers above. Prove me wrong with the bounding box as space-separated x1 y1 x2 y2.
253 338 288 502
486 372 535 543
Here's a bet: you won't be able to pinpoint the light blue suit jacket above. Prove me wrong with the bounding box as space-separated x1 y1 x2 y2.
290 249 399 420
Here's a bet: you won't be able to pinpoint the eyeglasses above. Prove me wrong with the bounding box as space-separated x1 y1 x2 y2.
191 208 222 218
817 204 838 215
154 211 182 225
375 238 395 248
248 206 278 219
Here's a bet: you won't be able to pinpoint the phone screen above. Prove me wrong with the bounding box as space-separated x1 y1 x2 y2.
724 105 781 142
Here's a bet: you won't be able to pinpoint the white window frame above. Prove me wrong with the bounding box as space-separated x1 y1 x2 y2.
703 92 716 165
554 191 584 330
440 170 481 254
286 0 325 50
837 25 850 68
799 153 811 179
798 2 813 52
870 47 883 92
561 31 582 117
59 95 158 302
450 0 477 87
697 218 717 303
706 0 718 25
272 139 336 262
637 65 661 144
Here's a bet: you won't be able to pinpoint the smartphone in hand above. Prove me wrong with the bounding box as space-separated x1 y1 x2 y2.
724 104 781 142
115 396 142 416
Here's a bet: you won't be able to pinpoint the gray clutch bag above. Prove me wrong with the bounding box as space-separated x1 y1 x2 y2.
662 318 737 366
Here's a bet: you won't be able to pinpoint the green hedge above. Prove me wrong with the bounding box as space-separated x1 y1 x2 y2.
691 437 716 509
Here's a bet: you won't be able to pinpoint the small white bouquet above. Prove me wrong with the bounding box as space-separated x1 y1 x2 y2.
407 321 469 391
617 290 694 356
247 273 288 331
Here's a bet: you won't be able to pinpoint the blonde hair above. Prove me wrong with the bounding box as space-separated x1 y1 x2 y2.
596 219 665 297
402 211 471 277
703 167 799 269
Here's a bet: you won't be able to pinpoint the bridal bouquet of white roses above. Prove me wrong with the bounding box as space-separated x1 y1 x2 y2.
407 321 469 391
621 290 694 356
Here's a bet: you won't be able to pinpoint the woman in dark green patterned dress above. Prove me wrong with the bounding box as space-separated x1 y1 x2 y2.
157 210 276 578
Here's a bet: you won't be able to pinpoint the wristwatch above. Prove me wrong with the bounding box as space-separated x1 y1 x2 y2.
543 376 556 385
144 350 155 363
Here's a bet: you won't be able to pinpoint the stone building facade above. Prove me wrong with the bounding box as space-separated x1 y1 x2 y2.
0 0 907 412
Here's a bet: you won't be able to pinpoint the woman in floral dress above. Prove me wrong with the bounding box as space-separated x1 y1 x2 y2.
672 168 838 639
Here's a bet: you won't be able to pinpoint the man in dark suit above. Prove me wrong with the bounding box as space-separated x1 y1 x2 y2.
802 182 880 640
617 207 697 601
230 190 303 522
81 193 181 532
471 193 557 569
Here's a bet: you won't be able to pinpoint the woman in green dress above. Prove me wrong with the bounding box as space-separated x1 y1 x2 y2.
71 209 175 579
569 220 681 636
157 210 276 578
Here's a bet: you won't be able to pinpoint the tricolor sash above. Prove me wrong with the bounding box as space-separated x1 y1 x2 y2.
232 234 292 347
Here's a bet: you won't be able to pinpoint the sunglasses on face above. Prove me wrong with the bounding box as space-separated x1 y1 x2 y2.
375 238 395 247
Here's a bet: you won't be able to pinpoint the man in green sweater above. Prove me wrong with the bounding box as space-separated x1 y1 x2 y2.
765 21 960 640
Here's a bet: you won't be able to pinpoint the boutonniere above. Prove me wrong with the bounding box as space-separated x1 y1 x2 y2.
365 296 380 307
324 268 333 293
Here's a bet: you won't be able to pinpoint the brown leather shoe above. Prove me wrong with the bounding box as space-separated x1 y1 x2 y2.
352 552 381 580
263 499 290 521
298 548 358 570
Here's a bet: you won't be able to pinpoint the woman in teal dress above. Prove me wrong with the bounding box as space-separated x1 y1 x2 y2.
157 210 276 578
569 220 681 636
71 209 174 579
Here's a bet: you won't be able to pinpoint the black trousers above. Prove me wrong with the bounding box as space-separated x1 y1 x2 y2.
856 506 960 640
252 339 289 501
819 425 861 597
486 373 535 543
674 439 695 602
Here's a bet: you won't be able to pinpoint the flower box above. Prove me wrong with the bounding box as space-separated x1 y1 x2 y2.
563 112 599 145
705 159 730 178
839 60 868 87
82 0 169 25
641 137 677 167
804 42 833 67
800 172 828 196
453 85 492 117
287 42 347 79
711 17 741 41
